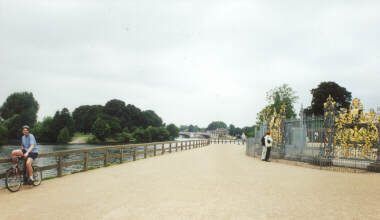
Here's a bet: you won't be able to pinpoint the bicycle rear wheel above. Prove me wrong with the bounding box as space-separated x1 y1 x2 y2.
32 166 42 186
5 169 22 192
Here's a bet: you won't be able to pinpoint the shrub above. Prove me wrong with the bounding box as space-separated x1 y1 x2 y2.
91 118 111 141
57 127 71 144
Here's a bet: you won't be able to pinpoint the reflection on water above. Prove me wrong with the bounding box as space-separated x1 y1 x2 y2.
0 140 196 188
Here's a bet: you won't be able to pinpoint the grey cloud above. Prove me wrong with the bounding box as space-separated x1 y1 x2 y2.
1 0 380 127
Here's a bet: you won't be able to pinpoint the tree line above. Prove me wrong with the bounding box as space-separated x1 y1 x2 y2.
0 92 179 145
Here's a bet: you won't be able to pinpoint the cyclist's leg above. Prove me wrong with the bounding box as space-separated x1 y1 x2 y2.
26 157 34 179
11 149 23 164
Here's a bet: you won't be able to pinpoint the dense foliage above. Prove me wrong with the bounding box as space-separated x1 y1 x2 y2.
166 124 179 140
0 92 39 139
256 84 298 125
180 125 202 132
0 93 174 145
206 121 227 131
72 105 104 133
304 81 352 116
57 127 71 144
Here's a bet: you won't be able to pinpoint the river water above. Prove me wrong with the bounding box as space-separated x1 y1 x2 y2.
0 139 197 188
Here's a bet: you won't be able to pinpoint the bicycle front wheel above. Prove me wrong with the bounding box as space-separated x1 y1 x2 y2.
32 166 42 186
5 169 22 192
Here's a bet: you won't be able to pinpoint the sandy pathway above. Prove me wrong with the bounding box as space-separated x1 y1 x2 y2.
1 144 380 220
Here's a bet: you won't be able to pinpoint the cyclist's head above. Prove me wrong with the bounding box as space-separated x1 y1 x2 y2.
22 125 30 135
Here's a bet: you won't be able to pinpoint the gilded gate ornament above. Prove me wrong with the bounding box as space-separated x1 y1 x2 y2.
268 104 286 148
327 97 380 159
322 95 336 157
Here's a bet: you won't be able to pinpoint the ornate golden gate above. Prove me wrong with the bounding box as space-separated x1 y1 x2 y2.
323 95 380 160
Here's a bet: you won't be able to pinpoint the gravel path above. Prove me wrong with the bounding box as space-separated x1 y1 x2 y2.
1 144 380 220
68 136 89 144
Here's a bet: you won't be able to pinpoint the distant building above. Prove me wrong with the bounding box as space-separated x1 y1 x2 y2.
208 128 228 138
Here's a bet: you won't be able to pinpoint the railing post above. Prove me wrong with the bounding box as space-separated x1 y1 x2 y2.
144 145 147 159
162 144 165 154
57 154 63 177
169 143 172 153
104 149 108 167
83 152 88 171
154 144 156 156
176 142 178 152
120 148 124 163
133 146 136 161
181 142 183 151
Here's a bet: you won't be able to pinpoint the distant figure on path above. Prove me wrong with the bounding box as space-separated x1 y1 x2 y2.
241 133 246 145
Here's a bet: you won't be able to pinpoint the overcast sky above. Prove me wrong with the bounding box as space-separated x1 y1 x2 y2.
1 0 379 127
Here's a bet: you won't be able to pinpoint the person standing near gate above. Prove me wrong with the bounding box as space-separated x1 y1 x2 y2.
241 133 246 145
264 130 272 161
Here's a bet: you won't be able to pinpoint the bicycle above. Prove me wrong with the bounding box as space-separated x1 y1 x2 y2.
5 156 42 192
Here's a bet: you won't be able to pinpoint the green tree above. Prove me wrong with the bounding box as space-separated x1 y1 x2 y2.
3 114 24 140
141 110 163 128
0 123 8 145
132 128 151 143
104 99 131 128
91 118 111 141
146 126 170 142
96 114 122 134
124 104 143 130
242 126 256 137
0 92 39 139
228 124 236 136
57 127 71 143
257 84 298 125
166 124 179 140
114 132 134 143
206 121 227 131
73 105 104 133
52 108 75 136
156 127 170 141
31 117 56 143
180 125 188 132
306 81 352 116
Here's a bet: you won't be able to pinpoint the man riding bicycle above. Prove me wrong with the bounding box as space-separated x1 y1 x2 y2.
11 125 39 184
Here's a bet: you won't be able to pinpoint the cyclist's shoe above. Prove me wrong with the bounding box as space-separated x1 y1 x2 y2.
26 178 34 185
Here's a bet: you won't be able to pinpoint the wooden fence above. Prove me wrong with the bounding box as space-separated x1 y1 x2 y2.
0 139 209 180
209 139 243 144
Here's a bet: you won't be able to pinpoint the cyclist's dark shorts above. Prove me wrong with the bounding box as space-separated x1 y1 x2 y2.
22 149 38 160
